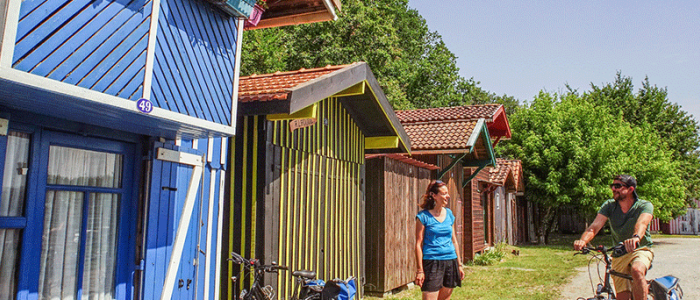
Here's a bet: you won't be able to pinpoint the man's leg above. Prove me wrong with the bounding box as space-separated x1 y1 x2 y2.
630 261 649 300
616 291 631 300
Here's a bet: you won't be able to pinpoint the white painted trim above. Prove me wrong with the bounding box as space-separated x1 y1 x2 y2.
203 169 217 300
214 169 226 300
230 18 244 126
157 148 204 300
142 0 161 99
0 67 236 136
0 0 22 67
220 137 227 166
175 138 181 147
207 137 214 163
192 139 199 150
156 147 203 166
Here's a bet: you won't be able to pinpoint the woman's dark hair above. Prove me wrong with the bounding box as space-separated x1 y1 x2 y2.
419 180 446 210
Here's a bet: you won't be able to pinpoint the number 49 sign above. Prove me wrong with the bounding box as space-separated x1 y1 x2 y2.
137 98 154 114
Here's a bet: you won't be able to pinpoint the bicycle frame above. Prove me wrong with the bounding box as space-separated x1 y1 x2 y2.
576 244 634 300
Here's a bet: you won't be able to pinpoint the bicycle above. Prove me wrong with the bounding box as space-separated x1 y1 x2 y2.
230 252 357 300
574 243 683 300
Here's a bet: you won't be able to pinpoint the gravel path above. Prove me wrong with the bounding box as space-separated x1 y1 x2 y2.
558 236 700 299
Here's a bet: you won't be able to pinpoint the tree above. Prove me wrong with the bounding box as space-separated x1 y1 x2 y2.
240 0 518 110
584 73 700 201
501 91 686 244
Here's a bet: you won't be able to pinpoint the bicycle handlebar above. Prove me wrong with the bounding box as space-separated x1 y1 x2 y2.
229 252 289 273
577 242 627 257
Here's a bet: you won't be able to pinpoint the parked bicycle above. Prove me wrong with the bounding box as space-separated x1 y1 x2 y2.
230 252 357 300
574 243 683 300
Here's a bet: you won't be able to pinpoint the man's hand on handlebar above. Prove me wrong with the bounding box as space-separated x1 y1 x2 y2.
623 235 640 253
573 239 588 251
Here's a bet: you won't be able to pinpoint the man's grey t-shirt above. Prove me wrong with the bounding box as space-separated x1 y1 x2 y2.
598 199 654 248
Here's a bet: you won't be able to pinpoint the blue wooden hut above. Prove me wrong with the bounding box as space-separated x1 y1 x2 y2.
0 0 339 299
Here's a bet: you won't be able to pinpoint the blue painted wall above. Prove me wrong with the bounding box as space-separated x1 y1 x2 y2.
12 0 237 126
13 0 152 101
151 0 237 125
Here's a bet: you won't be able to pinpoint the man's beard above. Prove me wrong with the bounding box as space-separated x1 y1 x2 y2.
613 192 624 202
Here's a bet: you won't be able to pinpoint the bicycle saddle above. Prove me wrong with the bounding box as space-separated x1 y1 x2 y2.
292 270 316 279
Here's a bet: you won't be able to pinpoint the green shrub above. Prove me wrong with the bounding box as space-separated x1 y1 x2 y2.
469 242 508 266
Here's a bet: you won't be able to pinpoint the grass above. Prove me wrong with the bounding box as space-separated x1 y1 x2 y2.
364 233 612 300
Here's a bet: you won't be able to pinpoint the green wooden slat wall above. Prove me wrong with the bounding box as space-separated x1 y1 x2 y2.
229 97 366 299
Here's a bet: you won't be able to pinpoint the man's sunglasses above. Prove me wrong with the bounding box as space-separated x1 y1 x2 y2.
610 183 628 189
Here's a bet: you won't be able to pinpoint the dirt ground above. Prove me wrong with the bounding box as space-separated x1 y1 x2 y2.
558 236 699 299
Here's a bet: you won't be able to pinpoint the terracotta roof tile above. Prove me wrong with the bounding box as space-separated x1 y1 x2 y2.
396 104 502 123
402 120 478 151
488 159 524 191
238 64 352 102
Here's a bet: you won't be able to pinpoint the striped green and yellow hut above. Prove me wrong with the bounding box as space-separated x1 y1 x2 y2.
226 62 410 299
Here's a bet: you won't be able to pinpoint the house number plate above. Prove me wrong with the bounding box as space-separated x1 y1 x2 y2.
137 98 153 113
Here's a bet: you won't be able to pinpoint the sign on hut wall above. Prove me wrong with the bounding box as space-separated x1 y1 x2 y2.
290 118 317 131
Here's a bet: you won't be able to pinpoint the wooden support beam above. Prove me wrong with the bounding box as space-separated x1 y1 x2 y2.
335 82 365 97
267 103 318 121
365 136 399 149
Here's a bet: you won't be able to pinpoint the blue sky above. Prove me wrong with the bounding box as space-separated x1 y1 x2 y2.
407 1 700 121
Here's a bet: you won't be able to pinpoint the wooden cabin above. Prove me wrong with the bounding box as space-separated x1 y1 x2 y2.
483 159 524 245
363 154 438 295
230 62 410 299
0 0 339 299
398 105 512 262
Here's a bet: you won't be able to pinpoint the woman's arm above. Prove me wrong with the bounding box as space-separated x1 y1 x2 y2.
415 218 425 286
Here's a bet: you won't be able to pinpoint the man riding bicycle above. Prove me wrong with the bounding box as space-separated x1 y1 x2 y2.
573 175 654 300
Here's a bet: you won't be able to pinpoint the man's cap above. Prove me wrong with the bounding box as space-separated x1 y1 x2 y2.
615 174 638 199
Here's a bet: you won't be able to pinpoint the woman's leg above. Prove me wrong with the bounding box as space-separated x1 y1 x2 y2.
422 291 439 300
437 287 454 300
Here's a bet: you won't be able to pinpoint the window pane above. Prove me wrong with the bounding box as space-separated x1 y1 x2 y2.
0 229 21 300
39 191 84 300
47 146 123 188
1 131 30 217
82 193 119 300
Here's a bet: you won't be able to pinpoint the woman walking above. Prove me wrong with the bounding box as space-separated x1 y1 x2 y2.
414 180 464 300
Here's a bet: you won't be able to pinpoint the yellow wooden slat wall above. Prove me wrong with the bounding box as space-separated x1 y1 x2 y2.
230 97 365 299
273 97 364 298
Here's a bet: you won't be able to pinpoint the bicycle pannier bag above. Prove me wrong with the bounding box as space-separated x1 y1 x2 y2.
650 275 683 300
337 277 357 300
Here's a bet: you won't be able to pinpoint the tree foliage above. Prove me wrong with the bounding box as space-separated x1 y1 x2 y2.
501 91 686 243
582 73 700 201
241 0 518 110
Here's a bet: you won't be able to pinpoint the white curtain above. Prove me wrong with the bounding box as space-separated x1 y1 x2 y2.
39 146 122 300
0 131 30 300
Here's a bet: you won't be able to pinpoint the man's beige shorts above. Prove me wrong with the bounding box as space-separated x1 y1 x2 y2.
611 247 654 293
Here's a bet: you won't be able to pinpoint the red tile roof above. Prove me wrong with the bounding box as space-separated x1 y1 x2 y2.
396 104 502 123
396 105 504 152
487 159 524 191
402 120 478 151
238 64 352 103
396 104 512 147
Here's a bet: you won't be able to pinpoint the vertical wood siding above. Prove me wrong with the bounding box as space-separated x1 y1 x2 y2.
230 97 365 299
151 0 236 125
142 138 226 300
463 167 487 261
364 156 432 293
13 0 152 101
